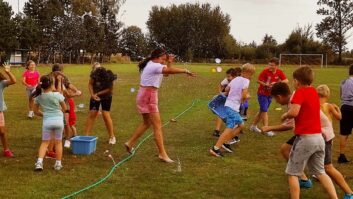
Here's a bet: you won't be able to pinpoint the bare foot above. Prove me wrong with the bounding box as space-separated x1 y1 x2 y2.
158 155 174 163
124 142 134 154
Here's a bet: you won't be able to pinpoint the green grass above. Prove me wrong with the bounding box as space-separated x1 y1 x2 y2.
0 63 352 198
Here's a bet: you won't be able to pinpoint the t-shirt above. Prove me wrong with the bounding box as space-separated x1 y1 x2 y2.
220 78 230 92
140 61 166 88
341 77 353 107
225 76 250 112
22 70 40 87
320 110 334 142
35 92 65 120
0 81 8 112
291 87 321 135
257 68 287 96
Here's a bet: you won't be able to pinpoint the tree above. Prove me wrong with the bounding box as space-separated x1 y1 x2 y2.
256 34 278 59
147 3 231 60
316 0 353 62
119 26 148 60
0 0 18 62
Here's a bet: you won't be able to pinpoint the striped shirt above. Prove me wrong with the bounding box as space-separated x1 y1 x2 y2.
341 77 353 106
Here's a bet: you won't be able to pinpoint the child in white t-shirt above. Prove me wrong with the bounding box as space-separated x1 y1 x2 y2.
210 63 256 157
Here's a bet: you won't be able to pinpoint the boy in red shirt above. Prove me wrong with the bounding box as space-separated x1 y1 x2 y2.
250 57 288 136
281 66 337 199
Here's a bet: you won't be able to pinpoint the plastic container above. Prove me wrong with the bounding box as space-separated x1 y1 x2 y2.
71 136 98 155
208 94 227 122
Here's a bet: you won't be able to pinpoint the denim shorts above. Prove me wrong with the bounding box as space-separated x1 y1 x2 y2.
257 94 272 112
225 107 243 129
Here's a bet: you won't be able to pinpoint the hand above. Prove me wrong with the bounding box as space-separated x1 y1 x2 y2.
185 69 196 77
76 90 82 96
92 94 100 101
2 62 11 73
332 104 340 111
281 113 288 122
57 75 64 81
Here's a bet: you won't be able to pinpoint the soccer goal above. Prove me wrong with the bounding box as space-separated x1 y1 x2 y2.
279 54 327 68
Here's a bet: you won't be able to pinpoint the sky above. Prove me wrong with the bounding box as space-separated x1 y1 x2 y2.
5 0 353 50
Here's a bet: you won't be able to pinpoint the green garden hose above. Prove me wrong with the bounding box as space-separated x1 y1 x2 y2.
62 99 202 199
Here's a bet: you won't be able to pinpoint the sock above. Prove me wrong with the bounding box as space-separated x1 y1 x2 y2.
55 160 62 165
37 158 43 163
213 146 220 150
244 108 248 116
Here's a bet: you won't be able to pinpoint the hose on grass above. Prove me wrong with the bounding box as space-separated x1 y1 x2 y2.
61 99 203 199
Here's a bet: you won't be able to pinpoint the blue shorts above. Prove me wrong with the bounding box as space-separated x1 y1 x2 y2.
258 94 272 112
225 107 243 129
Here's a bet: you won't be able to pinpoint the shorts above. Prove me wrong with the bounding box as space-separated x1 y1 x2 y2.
42 118 64 141
286 134 325 176
26 87 36 97
287 136 332 165
340 105 353 135
0 112 5 127
89 95 112 112
68 98 76 126
225 107 243 129
136 87 159 114
257 94 272 112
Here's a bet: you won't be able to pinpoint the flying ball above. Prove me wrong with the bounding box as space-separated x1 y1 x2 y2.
216 66 223 73
130 88 136 93
275 107 282 111
78 103 85 109
215 58 222 64
211 68 216 73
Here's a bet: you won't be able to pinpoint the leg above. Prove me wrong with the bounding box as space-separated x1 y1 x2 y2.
48 139 55 152
29 97 34 112
126 114 151 147
0 126 9 150
102 111 115 138
262 112 269 126
325 164 353 194
149 112 173 162
85 110 99 135
54 140 63 161
38 141 50 158
252 111 261 126
281 143 308 180
215 125 243 148
339 135 349 155
70 126 77 137
215 117 222 131
288 175 300 199
315 173 338 199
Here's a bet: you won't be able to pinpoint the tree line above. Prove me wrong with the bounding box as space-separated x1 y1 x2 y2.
0 0 352 64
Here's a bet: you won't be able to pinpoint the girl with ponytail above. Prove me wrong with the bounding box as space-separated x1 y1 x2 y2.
125 48 196 163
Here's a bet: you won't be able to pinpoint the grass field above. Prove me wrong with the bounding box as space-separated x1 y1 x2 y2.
0 63 352 199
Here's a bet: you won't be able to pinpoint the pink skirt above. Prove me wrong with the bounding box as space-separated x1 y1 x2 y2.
136 87 159 114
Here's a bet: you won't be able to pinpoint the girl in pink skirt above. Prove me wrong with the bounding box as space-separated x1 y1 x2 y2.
125 49 196 163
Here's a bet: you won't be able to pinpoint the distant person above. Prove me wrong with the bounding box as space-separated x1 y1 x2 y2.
33 75 67 171
0 63 16 158
22 60 40 119
125 48 196 163
250 57 288 136
338 64 353 164
209 63 255 157
84 66 117 145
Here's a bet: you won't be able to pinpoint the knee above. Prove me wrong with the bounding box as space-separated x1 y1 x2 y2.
280 144 290 159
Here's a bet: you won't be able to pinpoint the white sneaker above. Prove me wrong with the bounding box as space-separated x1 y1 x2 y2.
250 125 262 133
53 162 63 171
34 162 43 171
264 131 275 137
109 137 116 145
64 140 71 148
28 111 34 118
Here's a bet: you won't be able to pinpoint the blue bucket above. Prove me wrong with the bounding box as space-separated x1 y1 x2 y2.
208 94 227 122
71 136 98 155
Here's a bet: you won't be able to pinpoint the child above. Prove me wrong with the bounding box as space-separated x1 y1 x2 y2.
84 67 117 145
338 64 353 163
250 57 288 137
213 67 241 137
22 60 40 118
0 63 16 157
210 63 255 157
124 48 196 163
32 75 67 171
280 66 337 199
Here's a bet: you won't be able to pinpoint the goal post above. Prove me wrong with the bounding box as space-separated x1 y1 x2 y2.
279 53 327 68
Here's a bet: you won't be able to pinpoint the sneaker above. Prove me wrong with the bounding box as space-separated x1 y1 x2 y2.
34 162 43 171
3 149 14 158
229 136 240 145
64 140 71 148
241 116 248 121
299 179 313 189
209 147 223 157
338 154 350 164
222 143 233 153
344 193 353 199
212 130 220 137
53 162 63 171
250 125 262 133
264 131 275 137
46 151 56 159
109 137 116 145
